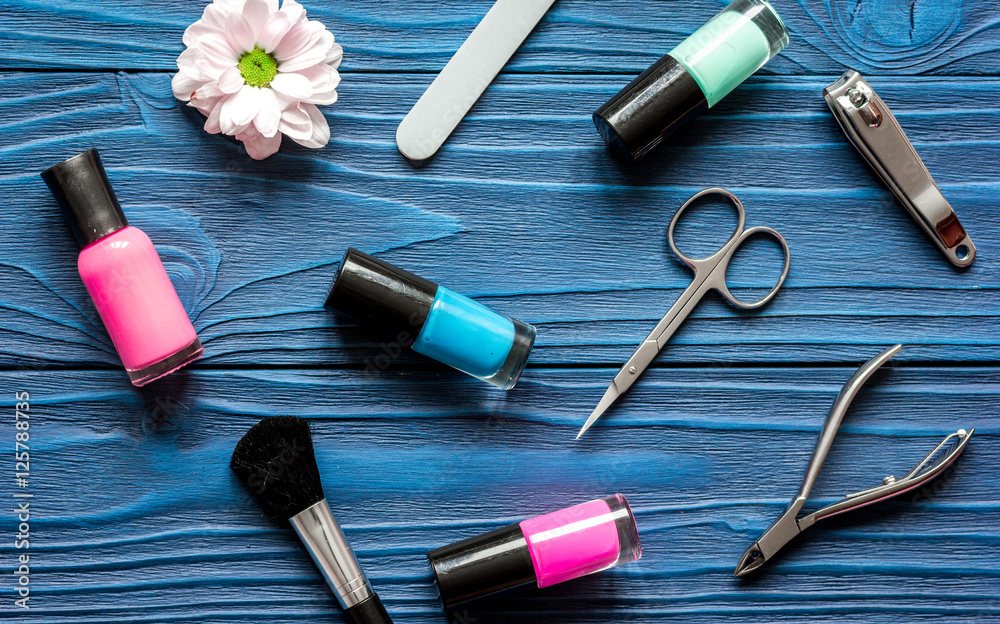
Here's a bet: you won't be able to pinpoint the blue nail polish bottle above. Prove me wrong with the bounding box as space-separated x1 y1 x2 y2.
325 248 535 389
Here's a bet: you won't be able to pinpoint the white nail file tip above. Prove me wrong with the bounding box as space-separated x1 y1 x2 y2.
395 0 556 162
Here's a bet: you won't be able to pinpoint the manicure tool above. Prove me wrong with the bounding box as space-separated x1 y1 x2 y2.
396 0 556 162
734 344 974 577
576 188 791 439
824 70 976 267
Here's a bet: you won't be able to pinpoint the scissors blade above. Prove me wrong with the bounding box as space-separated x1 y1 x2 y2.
576 384 620 439
577 340 661 439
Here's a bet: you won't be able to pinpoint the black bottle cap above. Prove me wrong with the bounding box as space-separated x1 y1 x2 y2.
344 593 394 624
325 248 439 342
427 523 536 610
41 148 129 247
593 55 709 163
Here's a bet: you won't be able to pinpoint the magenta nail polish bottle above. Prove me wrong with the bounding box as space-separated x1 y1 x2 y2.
41 149 203 386
427 494 642 609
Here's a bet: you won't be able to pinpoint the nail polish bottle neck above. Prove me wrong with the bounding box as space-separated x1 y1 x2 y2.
79 224 134 251
40 148 130 247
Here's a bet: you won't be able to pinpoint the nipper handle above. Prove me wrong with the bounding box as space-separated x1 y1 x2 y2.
795 344 903 505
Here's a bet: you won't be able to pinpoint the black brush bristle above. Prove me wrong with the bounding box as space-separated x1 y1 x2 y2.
230 416 325 518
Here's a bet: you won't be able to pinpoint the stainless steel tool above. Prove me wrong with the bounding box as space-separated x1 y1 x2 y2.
824 70 976 267
734 344 974 577
577 188 791 439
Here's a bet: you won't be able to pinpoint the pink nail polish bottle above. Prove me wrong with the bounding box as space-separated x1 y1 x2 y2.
41 149 203 386
427 494 642 609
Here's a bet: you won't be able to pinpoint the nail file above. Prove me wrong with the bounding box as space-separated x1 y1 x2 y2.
396 0 556 161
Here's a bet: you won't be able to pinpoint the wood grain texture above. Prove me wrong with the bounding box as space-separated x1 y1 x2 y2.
0 72 997 368
3 0 1000 74
0 0 997 622
0 367 996 623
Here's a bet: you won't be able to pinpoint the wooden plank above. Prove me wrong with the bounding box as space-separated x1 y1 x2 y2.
1 72 997 368
4 0 1000 75
1 367 996 622
3 1 997 622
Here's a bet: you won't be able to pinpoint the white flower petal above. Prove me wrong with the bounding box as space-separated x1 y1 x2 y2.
199 33 240 65
282 20 325 61
222 117 252 136
188 100 215 117
276 30 332 72
191 81 225 110
253 88 281 137
280 0 306 24
176 47 202 76
217 65 245 93
263 0 279 13
270 72 312 99
200 3 230 30
290 64 322 84
271 21 315 61
225 13 255 53
326 66 342 90
281 106 312 127
279 121 311 141
276 47 325 73
278 111 312 141
217 0 248 14
316 29 335 56
231 85 263 126
204 105 223 134
325 42 343 68
257 11 291 52
194 81 224 99
171 71 204 101
240 130 282 159
220 92 255 136
278 99 310 124
241 0 270 38
306 87 338 106
292 65 339 105
290 103 329 149
183 23 223 49
219 94 240 134
294 63 339 90
196 57 228 80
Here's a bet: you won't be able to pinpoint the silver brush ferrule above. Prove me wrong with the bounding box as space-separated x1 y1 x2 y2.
289 499 374 609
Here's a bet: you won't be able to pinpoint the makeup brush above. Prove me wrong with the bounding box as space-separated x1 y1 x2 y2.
231 416 393 624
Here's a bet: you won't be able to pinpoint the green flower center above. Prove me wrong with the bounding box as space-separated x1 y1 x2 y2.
237 47 278 88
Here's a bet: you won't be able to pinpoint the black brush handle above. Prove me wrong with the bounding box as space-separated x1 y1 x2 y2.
345 593 393 624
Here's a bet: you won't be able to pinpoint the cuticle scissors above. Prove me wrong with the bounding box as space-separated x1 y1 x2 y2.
734 344 973 576
576 187 791 439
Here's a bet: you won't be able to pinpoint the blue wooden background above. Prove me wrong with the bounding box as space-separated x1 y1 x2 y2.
1 0 998 622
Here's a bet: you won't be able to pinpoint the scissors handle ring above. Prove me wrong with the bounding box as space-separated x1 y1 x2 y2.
668 187 747 268
717 225 791 310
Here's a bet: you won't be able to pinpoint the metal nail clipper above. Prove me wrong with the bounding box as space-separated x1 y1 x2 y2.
824 70 976 267
734 344 973 577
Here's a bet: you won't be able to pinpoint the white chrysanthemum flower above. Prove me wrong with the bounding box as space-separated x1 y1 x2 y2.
172 0 342 159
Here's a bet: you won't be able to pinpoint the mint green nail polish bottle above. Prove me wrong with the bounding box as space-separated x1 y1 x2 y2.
594 0 789 162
